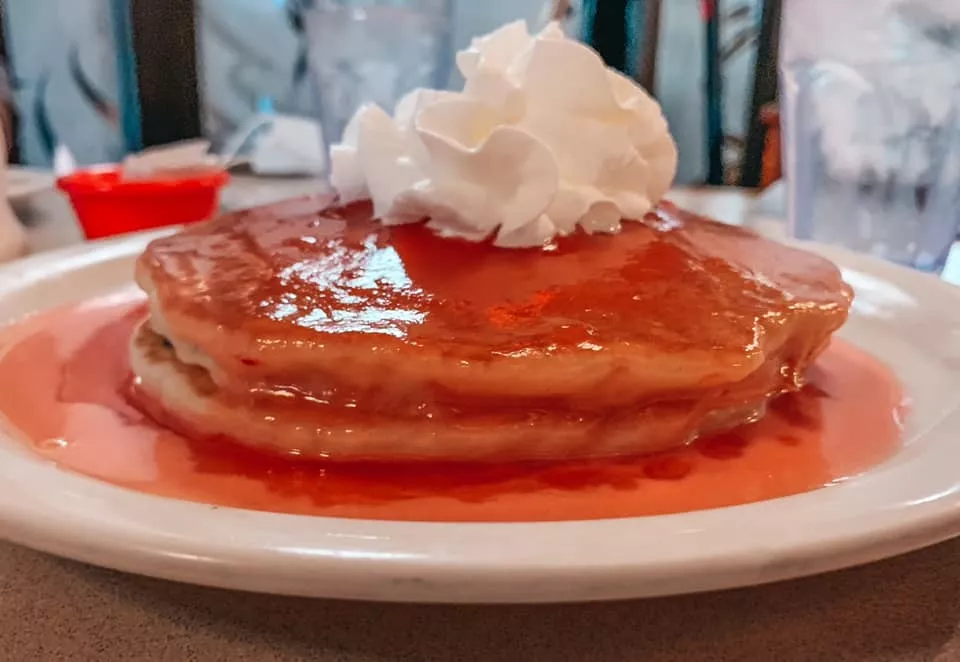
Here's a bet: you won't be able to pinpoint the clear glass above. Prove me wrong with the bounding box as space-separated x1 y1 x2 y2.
302 0 453 150
782 59 960 273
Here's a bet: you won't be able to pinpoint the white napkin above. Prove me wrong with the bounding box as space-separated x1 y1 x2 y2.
121 139 222 179
249 115 325 176
221 114 326 176
53 144 77 177
0 131 27 262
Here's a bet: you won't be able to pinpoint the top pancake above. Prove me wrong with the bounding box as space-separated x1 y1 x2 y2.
135 197 852 404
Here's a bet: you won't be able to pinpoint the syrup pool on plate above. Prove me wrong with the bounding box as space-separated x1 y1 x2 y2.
0 293 906 523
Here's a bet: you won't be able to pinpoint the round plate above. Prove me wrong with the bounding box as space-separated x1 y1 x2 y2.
0 233 957 604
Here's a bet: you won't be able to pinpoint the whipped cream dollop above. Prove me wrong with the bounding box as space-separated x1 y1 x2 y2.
330 21 678 247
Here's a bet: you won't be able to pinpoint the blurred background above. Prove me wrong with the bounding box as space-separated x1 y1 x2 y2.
0 0 777 188
1 0 958 278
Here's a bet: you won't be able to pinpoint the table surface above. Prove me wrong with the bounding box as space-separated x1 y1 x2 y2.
4 179 960 662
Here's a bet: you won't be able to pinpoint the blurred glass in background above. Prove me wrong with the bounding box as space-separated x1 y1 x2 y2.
782 0 960 273
301 0 453 149
785 60 960 273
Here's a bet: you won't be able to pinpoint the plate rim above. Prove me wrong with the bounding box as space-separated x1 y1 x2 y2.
0 231 957 603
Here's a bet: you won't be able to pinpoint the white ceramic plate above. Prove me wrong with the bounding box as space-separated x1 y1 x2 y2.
0 233 957 604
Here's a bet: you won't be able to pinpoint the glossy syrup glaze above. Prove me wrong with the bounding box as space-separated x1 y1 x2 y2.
129 198 855 461
137 197 850 350
135 198 852 403
0 296 905 522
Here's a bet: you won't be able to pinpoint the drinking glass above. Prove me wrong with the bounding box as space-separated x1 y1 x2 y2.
782 58 960 273
302 0 453 151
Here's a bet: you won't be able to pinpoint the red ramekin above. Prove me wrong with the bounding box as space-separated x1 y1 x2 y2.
57 165 230 240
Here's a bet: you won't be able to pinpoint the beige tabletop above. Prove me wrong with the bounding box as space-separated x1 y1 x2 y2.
4 179 960 662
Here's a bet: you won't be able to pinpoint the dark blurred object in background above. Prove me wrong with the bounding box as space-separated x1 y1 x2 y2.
579 0 660 92
582 0 633 75
0 0 17 163
0 64 15 162
130 0 200 147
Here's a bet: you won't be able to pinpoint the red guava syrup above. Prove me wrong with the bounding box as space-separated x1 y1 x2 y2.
0 294 906 522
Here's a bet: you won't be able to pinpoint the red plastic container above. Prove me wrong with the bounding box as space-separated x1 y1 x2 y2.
57 165 230 239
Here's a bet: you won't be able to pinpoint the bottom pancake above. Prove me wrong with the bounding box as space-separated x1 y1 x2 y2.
130 322 770 462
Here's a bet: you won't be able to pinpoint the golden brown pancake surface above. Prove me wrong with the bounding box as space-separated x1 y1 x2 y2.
132 197 852 460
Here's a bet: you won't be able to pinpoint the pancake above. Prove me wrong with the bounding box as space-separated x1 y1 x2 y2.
129 320 770 461
131 196 853 461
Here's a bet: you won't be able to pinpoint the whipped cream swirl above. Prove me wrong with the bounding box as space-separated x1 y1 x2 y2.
330 21 678 248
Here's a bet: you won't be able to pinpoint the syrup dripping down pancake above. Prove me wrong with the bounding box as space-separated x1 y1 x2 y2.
131 197 852 461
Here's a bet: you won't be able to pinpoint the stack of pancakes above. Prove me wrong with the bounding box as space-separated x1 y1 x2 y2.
131 197 852 461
